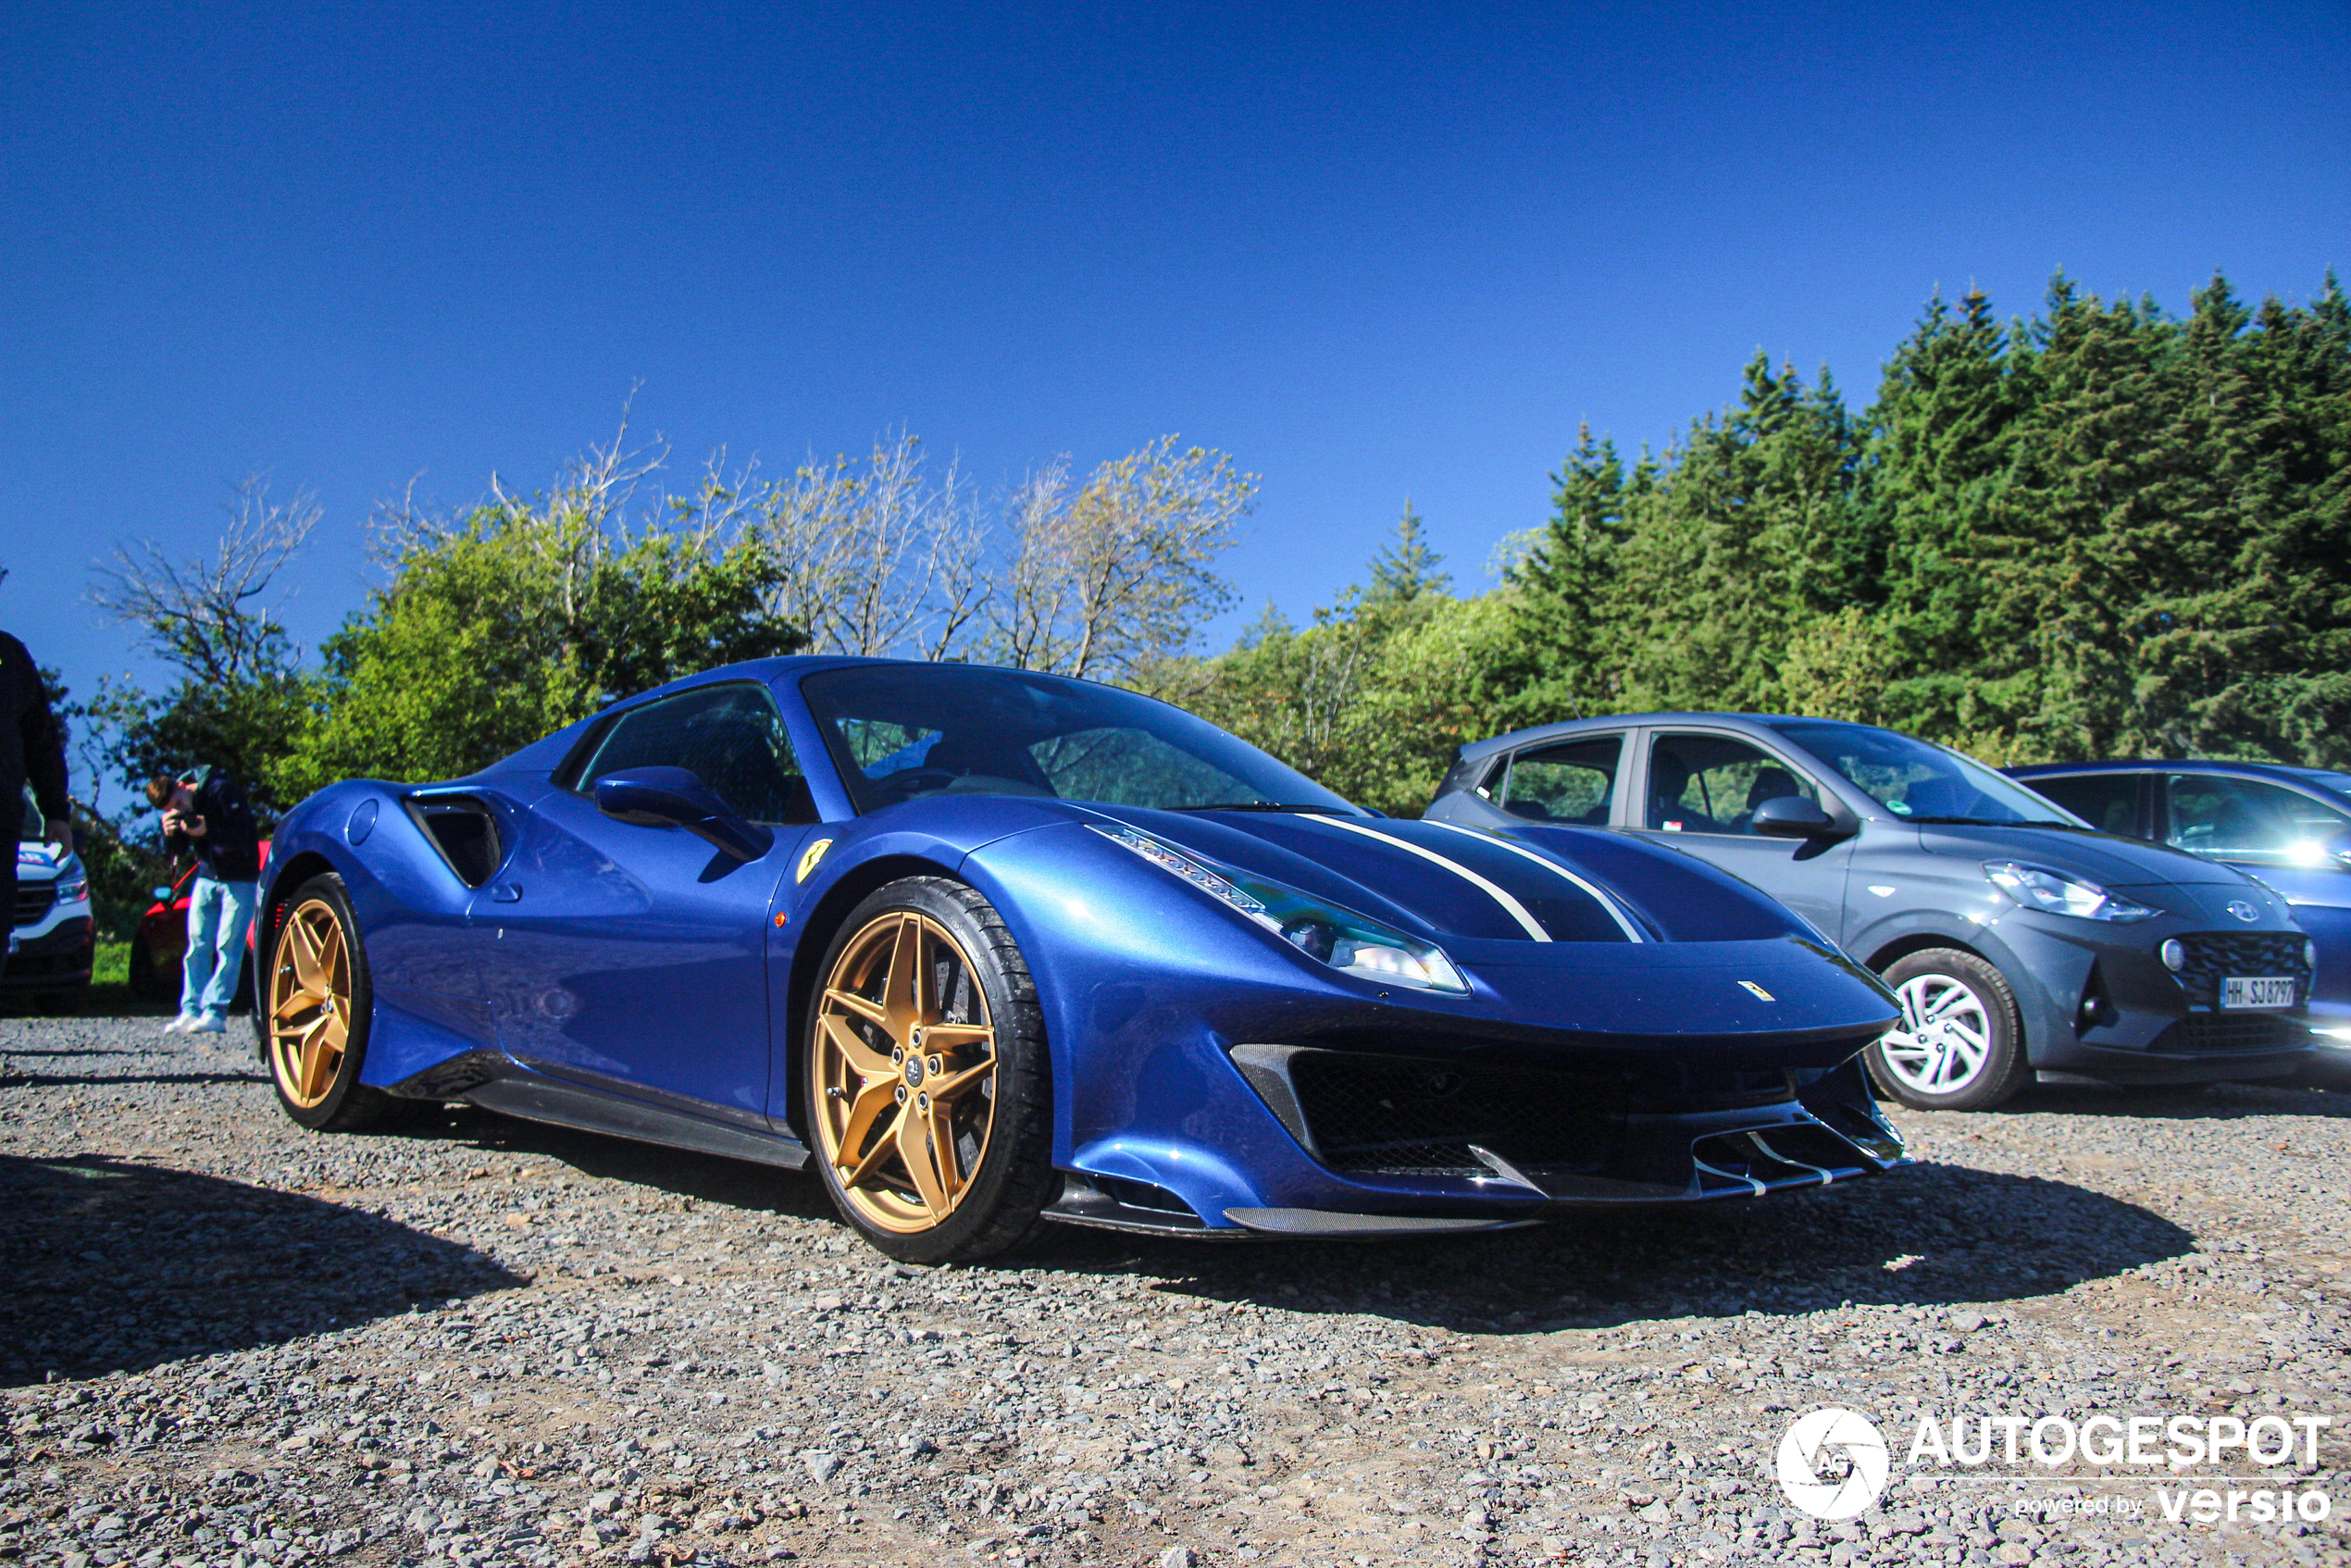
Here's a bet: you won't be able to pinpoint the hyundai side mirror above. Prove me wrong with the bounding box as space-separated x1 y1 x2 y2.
1751 795 1839 839
594 767 776 863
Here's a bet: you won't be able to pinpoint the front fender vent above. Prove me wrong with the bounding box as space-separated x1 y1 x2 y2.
404 796 504 889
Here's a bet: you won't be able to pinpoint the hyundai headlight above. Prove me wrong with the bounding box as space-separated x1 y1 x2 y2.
55 875 89 903
1093 825 1468 992
1984 861 2155 923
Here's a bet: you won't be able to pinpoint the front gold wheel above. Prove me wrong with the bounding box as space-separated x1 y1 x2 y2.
269 898 354 1108
813 910 999 1234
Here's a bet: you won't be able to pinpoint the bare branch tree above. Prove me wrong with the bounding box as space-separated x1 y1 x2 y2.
756 430 989 660
988 437 1254 683
89 474 323 683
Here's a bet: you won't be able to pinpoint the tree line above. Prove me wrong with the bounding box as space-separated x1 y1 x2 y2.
1189 269 2351 812
44 268 2351 928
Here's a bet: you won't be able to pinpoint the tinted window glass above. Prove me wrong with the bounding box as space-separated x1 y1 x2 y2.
2021 772 2140 836
1499 736 1623 825
1771 720 2069 825
800 664 1358 815
578 684 817 827
1645 733 1819 834
2166 774 2351 868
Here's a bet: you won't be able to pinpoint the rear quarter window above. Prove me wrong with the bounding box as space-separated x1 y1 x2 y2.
2019 772 2139 836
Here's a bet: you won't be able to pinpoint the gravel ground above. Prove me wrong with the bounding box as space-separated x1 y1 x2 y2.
2 1013 2345 1568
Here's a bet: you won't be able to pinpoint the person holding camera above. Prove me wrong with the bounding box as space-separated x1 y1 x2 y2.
146 765 260 1034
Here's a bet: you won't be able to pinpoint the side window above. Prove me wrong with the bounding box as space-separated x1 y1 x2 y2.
577 685 818 828
1499 736 1624 825
2165 774 2351 867
2022 772 2140 836
1646 732 1819 835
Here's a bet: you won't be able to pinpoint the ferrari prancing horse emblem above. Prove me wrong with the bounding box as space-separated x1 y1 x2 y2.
796 838 835 883
1739 980 1776 1002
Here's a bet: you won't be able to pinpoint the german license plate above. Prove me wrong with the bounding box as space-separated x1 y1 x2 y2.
2221 976 2296 1010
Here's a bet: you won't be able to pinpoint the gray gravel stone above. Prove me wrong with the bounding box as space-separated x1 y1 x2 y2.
3 1014 2348 1567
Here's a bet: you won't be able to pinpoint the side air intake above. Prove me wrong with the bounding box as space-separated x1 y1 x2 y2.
404 796 504 888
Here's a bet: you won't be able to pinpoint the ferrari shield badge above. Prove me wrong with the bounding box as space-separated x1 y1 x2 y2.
795 838 835 883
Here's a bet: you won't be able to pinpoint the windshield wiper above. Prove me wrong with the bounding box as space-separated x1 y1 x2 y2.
1170 803 1341 814
1899 815 2086 829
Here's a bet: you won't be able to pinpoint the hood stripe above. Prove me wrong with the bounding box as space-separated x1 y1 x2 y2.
1304 815 1550 941
1419 819 1648 943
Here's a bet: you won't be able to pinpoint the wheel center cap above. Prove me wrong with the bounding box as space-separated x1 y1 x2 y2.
903 1055 926 1088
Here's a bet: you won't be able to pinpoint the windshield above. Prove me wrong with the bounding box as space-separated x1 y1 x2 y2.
800 664 1361 816
1770 721 2076 826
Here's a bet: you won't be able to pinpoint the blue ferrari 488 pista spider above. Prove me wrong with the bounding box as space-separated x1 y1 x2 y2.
252 657 1909 1261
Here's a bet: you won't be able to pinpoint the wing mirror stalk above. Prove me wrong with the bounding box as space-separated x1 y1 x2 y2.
1750 796 1852 840
594 768 776 862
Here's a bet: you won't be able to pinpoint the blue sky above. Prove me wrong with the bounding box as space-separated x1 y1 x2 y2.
5 0 2346 760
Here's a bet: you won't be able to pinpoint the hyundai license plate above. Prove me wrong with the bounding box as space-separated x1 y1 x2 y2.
2221 976 2296 1010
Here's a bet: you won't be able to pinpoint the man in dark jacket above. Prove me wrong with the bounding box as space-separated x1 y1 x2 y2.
146 765 261 1032
1 630 73 958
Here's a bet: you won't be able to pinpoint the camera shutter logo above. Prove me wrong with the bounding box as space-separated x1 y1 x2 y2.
1776 1408 1890 1520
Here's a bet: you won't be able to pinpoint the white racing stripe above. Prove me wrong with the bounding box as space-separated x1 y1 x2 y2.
1419 818 1648 943
1303 815 1551 942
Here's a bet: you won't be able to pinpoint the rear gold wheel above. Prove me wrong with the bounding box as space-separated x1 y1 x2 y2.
805 877 1052 1261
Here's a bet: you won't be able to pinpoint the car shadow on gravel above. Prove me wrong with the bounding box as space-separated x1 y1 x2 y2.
389 1104 840 1222
1036 1159 2197 1337
0 1067 264 1089
0 1152 524 1388
1993 1079 2351 1120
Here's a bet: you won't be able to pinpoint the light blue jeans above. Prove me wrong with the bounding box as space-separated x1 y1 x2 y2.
183 875 257 1019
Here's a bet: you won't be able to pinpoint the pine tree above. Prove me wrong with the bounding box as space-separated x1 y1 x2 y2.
1502 424 1635 722
1364 500 1451 606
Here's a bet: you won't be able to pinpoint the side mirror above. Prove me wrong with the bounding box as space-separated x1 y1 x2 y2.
1751 795 1838 839
594 767 776 864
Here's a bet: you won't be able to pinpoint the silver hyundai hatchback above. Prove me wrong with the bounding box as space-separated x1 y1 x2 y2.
1425 715 2316 1110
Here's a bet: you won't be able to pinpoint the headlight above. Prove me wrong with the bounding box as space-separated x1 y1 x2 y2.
55 876 89 903
1984 861 2155 923
1093 825 1468 993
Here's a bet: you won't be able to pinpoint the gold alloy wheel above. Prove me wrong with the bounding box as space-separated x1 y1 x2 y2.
269 898 354 1108
813 911 998 1234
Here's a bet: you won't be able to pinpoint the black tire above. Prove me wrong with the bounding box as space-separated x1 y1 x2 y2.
802 876 1055 1263
127 933 171 1002
259 873 418 1133
1865 947 2032 1112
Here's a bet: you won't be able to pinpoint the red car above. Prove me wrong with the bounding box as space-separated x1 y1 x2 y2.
127 841 272 1006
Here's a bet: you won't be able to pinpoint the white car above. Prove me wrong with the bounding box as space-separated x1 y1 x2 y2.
9 790 93 1004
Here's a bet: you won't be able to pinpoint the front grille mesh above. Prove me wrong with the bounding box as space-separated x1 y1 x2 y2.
2171 931 2311 1010
1286 1052 1626 1176
14 882 54 928
2152 1013 2308 1053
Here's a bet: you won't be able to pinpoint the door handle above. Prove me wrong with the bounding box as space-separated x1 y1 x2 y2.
490 882 523 902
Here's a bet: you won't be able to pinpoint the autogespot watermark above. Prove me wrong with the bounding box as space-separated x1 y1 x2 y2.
1772 1406 2336 1527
